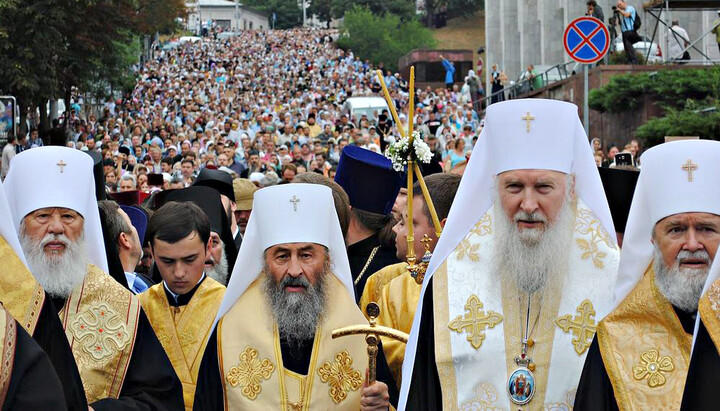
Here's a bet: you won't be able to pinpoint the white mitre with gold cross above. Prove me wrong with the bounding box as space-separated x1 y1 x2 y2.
4 146 109 273
215 183 354 323
399 99 619 410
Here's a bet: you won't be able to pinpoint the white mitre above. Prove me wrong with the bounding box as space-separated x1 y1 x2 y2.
399 98 616 409
612 139 720 310
214 183 353 326
4 146 109 273
0 180 28 268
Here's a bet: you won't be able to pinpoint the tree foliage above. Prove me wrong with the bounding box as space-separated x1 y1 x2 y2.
589 68 720 147
330 0 415 21
635 104 720 146
0 0 184 123
589 67 720 113
243 0 302 29
337 5 436 72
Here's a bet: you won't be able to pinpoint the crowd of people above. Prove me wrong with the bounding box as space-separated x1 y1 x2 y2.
2 28 485 194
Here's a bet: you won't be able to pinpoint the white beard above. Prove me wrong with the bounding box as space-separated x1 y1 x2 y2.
19 225 90 299
653 246 710 313
206 247 229 285
493 193 574 295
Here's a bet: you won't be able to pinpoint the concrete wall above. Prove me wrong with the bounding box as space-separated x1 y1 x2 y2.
485 1 718 91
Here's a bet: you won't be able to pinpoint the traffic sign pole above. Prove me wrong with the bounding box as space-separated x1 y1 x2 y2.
584 65 589 137
563 16 609 140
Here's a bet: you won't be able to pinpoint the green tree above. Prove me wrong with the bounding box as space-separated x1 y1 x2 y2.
243 0 302 29
309 0 333 27
589 67 720 147
337 5 436 72
330 0 415 21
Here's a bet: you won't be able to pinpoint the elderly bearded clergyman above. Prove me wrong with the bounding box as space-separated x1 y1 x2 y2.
4 146 184 409
400 99 620 410
194 183 398 410
575 140 720 410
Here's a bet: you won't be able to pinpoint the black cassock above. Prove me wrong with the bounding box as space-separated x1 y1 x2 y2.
3 317 68 410
32 296 88 410
348 234 400 303
680 318 720 410
574 306 696 410
193 329 400 410
51 296 184 410
404 278 443 410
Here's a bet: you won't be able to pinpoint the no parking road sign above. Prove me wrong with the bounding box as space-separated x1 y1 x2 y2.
563 16 610 64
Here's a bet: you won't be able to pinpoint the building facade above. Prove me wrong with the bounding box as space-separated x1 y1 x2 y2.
186 0 269 31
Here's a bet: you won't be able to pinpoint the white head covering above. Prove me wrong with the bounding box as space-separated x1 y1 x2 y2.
399 98 615 408
0 180 28 268
4 146 109 273
613 139 720 310
214 183 353 326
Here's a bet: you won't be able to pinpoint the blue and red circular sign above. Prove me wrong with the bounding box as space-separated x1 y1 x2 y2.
563 16 610 64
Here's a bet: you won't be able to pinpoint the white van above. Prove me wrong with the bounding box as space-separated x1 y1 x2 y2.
342 97 389 123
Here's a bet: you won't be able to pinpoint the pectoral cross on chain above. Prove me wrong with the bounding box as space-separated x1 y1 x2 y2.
57 160 67 173
521 112 535 133
681 159 697 182
289 195 300 211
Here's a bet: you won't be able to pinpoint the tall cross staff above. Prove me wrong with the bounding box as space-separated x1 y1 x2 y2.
375 68 443 283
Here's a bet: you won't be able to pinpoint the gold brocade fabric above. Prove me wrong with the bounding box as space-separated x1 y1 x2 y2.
0 306 16 407
376 269 421 386
698 278 720 352
218 274 368 410
0 236 44 334
359 262 407 316
138 277 225 410
598 267 691 410
359 262 419 386
59 265 140 403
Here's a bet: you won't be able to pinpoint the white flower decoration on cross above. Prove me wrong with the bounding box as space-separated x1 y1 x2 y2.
384 130 433 172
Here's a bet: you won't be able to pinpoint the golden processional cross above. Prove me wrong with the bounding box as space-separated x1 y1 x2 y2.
447 294 503 350
555 299 597 355
332 302 409 384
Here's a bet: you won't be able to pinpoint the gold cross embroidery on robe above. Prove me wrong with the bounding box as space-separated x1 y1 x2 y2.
69 302 131 362
448 294 502 350
555 299 597 355
632 349 674 388
226 346 275 400
317 350 363 404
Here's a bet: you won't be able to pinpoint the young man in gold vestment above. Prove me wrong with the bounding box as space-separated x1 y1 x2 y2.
139 201 226 410
359 173 461 385
575 140 720 410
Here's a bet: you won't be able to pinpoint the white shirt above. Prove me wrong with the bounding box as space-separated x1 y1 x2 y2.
668 26 690 60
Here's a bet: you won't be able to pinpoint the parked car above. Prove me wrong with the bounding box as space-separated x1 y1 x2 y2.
613 35 663 63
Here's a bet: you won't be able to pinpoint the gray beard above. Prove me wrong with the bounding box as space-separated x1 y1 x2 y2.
653 246 710 313
19 225 90 299
493 195 574 295
206 248 229 285
262 261 329 348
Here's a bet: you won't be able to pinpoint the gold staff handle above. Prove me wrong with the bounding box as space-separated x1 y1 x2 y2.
331 303 409 384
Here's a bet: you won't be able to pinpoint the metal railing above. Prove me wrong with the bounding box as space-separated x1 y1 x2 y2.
481 61 578 108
